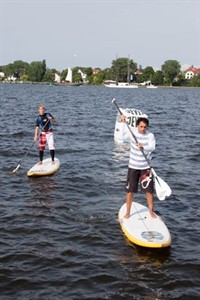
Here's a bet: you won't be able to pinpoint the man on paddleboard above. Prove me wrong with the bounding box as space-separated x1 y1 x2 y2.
34 104 56 165
121 116 156 218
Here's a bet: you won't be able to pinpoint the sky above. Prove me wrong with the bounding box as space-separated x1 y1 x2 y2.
1 0 200 71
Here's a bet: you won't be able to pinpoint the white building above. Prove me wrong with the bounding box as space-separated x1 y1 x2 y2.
185 66 200 79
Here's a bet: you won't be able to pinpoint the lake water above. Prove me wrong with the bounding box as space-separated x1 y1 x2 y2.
0 83 200 300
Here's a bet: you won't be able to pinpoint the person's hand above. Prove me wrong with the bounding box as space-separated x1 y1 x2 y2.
121 115 126 122
49 117 56 123
136 143 144 150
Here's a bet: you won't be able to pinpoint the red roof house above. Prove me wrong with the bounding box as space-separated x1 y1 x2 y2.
185 66 200 79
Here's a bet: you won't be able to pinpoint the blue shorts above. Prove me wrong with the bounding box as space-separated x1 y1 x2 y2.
125 168 154 193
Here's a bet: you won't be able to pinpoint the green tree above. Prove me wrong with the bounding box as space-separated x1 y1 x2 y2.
12 60 29 79
102 68 113 81
2 63 14 77
2 60 29 79
92 70 105 85
190 74 200 87
161 59 181 85
20 74 29 82
41 60 46 80
61 69 67 81
151 70 164 85
43 68 55 82
142 66 155 81
72 67 82 83
111 57 137 82
136 74 145 84
28 59 46 82
173 73 187 86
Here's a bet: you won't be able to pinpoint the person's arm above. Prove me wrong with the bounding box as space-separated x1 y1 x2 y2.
47 113 56 123
34 126 39 141
143 133 156 152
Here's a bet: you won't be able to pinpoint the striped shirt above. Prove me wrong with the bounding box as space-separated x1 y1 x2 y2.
128 127 156 170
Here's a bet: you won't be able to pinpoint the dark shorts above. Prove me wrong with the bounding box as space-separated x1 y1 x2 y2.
125 168 154 193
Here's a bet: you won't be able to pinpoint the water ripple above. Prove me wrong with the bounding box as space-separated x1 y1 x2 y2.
0 84 200 299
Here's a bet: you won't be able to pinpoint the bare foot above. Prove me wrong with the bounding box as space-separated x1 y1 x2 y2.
149 210 157 218
51 161 55 165
124 213 130 219
38 161 42 165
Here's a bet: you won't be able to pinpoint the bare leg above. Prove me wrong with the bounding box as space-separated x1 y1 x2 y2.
124 192 134 218
146 192 156 218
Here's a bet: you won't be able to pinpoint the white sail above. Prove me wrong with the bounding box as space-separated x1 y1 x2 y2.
65 67 73 83
54 73 61 83
78 69 87 80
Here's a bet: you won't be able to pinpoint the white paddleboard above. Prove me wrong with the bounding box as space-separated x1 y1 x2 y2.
27 157 60 177
118 202 171 248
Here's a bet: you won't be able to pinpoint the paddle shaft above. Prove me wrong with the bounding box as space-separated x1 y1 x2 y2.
12 119 50 172
112 98 172 200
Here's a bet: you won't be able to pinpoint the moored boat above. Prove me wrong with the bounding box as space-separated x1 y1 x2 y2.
54 67 82 86
146 84 158 89
104 81 138 88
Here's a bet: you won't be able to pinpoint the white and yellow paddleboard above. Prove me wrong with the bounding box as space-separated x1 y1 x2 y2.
118 202 171 248
27 157 60 177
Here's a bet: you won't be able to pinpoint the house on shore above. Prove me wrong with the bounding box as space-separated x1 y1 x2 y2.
185 66 200 79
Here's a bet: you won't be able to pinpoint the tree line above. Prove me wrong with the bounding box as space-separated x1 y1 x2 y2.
0 58 200 87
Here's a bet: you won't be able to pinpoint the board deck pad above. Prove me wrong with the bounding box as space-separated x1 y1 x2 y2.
27 157 60 177
118 202 171 248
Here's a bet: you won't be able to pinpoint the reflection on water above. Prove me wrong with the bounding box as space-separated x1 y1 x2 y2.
134 244 171 266
118 238 171 267
112 142 130 161
28 176 58 207
28 176 57 196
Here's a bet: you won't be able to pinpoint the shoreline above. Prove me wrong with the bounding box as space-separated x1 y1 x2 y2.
0 81 199 88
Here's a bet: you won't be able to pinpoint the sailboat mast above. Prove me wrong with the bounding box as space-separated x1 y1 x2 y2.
127 55 130 84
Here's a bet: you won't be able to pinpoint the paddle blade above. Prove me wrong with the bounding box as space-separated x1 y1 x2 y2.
154 175 172 201
12 164 20 173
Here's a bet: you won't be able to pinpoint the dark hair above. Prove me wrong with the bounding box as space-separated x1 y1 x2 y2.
136 117 149 126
